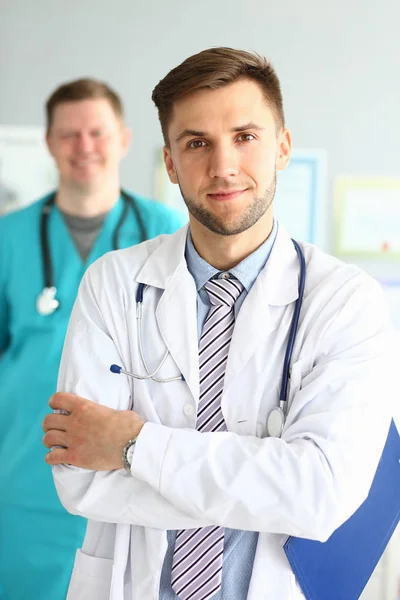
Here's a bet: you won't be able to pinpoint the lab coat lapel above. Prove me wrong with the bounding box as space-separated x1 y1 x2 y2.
156 263 199 403
136 226 200 404
224 227 300 388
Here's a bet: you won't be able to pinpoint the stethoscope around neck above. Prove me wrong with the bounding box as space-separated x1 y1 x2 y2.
111 239 306 438
36 190 147 316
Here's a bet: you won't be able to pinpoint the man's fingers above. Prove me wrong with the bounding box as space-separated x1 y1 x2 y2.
42 430 68 449
44 447 70 465
49 392 82 412
42 413 69 433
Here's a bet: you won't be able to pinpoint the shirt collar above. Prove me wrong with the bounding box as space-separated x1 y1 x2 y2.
185 219 278 293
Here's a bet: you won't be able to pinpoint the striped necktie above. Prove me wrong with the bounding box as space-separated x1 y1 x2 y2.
171 277 244 600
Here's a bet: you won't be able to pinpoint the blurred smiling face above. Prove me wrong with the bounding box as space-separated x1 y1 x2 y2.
46 98 130 191
163 78 291 237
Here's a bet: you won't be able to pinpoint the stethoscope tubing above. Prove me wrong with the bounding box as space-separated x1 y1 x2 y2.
279 239 306 404
135 291 183 382
39 189 146 292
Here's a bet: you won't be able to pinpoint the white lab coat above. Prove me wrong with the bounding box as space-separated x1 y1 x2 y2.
54 224 394 600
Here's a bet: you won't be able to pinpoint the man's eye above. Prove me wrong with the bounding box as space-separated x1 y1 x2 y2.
91 130 103 137
237 133 255 142
188 140 206 149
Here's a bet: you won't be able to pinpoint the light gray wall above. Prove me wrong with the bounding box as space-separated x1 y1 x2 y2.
1 0 399 202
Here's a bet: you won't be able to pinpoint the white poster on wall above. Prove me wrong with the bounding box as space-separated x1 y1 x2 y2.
334 177 400 257
0 125 57 215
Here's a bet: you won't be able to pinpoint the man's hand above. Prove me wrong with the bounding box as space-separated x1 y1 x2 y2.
42 392 144 470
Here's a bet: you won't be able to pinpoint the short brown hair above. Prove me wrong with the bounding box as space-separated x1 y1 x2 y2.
46 78 124 131
152 47 285 144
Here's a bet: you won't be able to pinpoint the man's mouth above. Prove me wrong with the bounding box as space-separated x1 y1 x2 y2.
206 189 247 201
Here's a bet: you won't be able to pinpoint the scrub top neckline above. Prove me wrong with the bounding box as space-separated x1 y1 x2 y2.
51 195 126 269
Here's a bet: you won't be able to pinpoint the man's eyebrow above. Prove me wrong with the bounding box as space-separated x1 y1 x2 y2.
54 127 76 133
175 129 205 143
231 122 265 133
175 123 265 143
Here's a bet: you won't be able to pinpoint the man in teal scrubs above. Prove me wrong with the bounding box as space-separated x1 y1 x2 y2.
0 78 185 600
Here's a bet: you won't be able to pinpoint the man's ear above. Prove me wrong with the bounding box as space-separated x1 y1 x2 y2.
276 128 292 172
163 146 178 184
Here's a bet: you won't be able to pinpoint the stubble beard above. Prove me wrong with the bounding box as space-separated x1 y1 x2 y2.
179 174 277 236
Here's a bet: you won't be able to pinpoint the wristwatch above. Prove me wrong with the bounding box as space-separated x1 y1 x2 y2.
123 437 137 473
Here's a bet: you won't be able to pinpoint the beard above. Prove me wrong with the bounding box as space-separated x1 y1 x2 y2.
179 173 276 236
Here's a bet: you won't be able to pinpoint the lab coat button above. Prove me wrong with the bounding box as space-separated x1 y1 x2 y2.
183 404 195 417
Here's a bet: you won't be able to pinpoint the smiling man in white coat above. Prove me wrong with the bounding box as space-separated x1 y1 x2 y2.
42 47 394 600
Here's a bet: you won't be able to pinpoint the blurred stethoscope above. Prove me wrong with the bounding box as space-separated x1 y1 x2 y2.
111 239 306 438
36 190 146 316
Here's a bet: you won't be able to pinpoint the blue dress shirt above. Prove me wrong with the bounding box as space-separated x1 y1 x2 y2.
159 220 278 600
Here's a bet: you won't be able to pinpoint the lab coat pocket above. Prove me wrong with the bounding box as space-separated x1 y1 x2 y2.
256 359 304 439
66 549 113 600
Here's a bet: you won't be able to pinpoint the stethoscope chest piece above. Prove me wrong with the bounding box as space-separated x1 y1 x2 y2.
267 406 285 438
36 286 59 316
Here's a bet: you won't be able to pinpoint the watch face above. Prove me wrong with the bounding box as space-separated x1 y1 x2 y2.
124 439 137 472
127 442 136 464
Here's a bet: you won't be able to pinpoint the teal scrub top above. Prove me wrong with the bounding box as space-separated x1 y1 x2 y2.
0 191 186 600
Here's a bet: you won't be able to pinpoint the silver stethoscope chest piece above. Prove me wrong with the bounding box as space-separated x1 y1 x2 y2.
36 287 60 316
267 406 285 438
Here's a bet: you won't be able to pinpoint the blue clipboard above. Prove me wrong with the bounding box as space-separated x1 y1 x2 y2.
284 419 400 600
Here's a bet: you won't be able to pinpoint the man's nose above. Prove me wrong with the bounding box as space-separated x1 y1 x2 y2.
75 133 94 153
208 143 240 178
